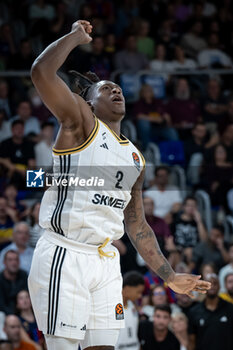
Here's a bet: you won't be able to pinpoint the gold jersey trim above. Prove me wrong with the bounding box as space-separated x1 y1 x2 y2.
52 118 99 155
98 118 129 146
138 150 146 168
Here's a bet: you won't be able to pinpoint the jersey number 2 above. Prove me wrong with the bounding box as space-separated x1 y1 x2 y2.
115 171 123 189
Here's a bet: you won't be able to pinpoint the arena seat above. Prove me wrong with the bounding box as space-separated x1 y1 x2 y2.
121 119 137 144
223 215 233 242
159 140 185 166
195 190 213 233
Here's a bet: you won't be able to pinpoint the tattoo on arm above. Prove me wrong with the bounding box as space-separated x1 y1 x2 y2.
135 230 154 245
156 262 174 281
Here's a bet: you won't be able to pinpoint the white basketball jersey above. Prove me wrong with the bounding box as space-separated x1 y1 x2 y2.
115 301 140 350
39 117 145 245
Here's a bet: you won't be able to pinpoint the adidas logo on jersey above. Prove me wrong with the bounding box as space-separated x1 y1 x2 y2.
100 143 108 149
80 324 87 331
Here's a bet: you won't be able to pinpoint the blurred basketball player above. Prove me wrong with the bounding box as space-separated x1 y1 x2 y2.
28 20 211 350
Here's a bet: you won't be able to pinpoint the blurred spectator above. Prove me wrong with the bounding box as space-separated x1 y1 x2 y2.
45 2 73 45
136 20 155 59
139 304 180 350
141 285 179 320
145 166 182 224
27 203 43 248
4 185 27 221
143 196 171 254
166 78 201 138
115 271 144 350
4 315 36 350
0 120 35 188
180 21 207 58
156 20 178 60
171 196 207 264
171 46 197 71
198 33 233 69
201 78 227 131
0 80 12 118
202 144 233 208
201 0 217 17
219 124 233 161
205 123 233 164
200 262 217 279
104 33 116 64
89 17 107 37
184 122 208 164
0 197 18 249
16 291 43 347
219 272 233 304
219 99 233 133
133 84 178 150
115 1 140 37
174 0 192 23
78 4 93 22
0 222 34 274
0 24 16 69
29 0 55 22
171 312 189 350
149 44 174 74
27 88 51 123
189 273 233 350
0 250 28 314
0 340 12 350
175 293 198 319
35 122 54 167
7 39 35 71
191 225 229 272
189 2 205 22
143 269 176 303
12 101 41 137
219 244 233 293
114 35 148 71
86 35 111 80
0 109 11 143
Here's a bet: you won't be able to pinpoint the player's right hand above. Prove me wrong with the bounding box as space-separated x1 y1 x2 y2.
71 20 93 45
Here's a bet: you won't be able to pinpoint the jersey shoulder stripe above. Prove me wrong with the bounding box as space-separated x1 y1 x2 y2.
52 117 99 155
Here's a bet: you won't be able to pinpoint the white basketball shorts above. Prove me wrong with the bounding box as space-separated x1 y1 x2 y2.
28 230 125 340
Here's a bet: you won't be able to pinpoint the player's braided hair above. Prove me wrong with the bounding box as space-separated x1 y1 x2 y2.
69 70 100 101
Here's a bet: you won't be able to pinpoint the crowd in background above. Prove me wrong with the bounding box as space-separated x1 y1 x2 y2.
1 0 233 349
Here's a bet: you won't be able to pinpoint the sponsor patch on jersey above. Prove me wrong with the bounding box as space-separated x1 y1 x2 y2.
92 194 126 209
115 303 124 320
132 152 140 171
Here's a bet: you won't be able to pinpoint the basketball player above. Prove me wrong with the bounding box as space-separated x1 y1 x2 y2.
115 271 145 350
28 20 211 350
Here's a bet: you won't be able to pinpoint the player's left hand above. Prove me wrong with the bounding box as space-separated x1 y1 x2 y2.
167 273 211 298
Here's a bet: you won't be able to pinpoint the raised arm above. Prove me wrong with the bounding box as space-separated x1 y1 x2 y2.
31 20 94 139
124 170 211 297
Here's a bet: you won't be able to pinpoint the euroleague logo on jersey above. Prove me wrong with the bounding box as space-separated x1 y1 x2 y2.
132 152 140 171
115 303 124 320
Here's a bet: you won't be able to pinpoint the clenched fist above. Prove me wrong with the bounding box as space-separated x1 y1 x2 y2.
71 20 93 45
